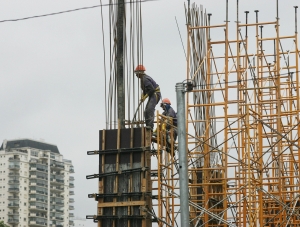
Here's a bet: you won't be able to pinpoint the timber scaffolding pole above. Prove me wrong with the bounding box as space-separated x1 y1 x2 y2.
183 1 300 227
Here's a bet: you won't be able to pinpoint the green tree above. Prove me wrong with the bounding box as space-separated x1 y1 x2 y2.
0 221 9 227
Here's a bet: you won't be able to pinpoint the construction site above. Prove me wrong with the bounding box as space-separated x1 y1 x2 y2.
86 0 300 226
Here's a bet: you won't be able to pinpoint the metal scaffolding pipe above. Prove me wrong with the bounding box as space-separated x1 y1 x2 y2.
176 82 189 227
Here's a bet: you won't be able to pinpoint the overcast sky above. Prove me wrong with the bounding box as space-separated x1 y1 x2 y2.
0 1 299 226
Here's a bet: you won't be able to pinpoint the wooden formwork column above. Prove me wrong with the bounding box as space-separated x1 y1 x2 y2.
87 127 152 227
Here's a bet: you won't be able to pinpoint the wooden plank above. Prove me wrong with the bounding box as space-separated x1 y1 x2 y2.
98 201 146 208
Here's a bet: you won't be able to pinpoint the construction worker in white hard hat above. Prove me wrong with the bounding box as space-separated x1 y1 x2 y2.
134 64 161 130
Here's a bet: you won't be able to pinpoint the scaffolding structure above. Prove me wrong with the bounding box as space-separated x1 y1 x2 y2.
152 2 300 227
88 1 300 227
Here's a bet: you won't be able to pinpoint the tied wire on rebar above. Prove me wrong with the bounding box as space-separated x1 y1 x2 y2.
104 0 144 129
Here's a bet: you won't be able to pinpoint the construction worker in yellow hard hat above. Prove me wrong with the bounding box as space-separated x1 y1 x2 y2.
134 64 161 130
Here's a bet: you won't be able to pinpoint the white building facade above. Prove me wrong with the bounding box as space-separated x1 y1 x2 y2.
0 139 75 227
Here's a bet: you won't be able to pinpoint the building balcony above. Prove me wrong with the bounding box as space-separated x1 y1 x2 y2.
8 218 19 224
50 201 63 206
69 198 74 203
29 220 47 226
9 172 20 177
69 205 74 210
8 165 20 170
69 213 74 218
29 197 47 203
69 220 74 226
50 194 64 198
8 188 19 193
55 201 64 207
69 183 74 188
8 196 19 200
8 180 20 184
50 186 64 192
51 208 63 213
8 203 19 208
50 163 64 170
69 190 75 196
29 205 48 212
8 212 19 216
36 183 47 188
51 224 63 227
29 175 48 180
9 175 20 180
29 190 48 196
29 213 47 218
30 180 47 187
50 178 64 184
50 171 61 175
9 157 20 161
29 167 48 173
69 166 74 173
51 216 63 221
69 176 74 181
40 153 49 159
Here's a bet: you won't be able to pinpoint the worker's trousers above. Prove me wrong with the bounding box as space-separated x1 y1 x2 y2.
145 92 161 129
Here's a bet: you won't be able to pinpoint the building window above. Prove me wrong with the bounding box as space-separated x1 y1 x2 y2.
31 151 38 157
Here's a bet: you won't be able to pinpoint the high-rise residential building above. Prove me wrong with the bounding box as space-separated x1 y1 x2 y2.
0 139 75 227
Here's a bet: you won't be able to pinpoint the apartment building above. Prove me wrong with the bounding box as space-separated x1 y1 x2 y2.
0 139 75 227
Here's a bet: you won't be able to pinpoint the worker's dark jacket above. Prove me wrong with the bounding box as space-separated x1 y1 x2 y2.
140 74 161 129
141 75 159 96
162 105 177 130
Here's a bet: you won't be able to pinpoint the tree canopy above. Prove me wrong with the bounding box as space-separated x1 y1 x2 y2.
0 221 9 227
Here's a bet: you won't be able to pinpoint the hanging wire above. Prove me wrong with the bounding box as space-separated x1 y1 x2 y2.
0 0 158 23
